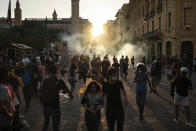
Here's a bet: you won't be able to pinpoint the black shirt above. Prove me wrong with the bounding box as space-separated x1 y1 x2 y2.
112 63 120 71
103 80 124 109
174 76 192 97
40 76 69 108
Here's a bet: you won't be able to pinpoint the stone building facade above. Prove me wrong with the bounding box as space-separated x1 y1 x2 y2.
14 0 22 26
1 0 92 35
104 0 196 59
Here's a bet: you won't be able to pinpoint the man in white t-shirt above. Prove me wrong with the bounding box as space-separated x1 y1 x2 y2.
22 57 30 67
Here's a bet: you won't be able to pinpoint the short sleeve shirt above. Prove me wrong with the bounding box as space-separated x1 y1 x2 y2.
135 72 149 92
174 76 192 97
103 80 124 109
0 84 12 127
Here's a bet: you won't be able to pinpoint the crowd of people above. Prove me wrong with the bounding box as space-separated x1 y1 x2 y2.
0 53 195 131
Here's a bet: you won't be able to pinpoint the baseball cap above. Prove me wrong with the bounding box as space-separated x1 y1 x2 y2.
181 67 188 72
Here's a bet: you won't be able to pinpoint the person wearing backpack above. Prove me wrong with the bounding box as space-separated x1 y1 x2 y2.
21 65 33 111
40 65 71 131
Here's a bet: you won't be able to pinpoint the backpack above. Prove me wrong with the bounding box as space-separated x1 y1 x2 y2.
39 76 59 105
21 71 32 85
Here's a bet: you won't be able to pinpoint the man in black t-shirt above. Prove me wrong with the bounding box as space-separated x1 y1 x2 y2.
173 67 194 128
112 58 120 80
103 67 128 131
40 65 71 131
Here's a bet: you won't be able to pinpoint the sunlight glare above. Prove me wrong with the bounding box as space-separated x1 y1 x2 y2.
92 23 103 36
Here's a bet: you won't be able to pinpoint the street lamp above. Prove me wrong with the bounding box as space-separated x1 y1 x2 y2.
45 16 49 56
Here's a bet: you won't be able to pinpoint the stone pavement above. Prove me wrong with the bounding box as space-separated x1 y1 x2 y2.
20 69 196 131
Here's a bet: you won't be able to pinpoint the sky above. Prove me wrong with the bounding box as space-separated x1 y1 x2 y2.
0 0 129 34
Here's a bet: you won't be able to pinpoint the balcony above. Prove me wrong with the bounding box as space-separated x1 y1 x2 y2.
149 9 155 18
156 5 162 14
141 29 163 40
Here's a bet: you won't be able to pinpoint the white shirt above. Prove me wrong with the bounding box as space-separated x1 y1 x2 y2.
22 57 30 66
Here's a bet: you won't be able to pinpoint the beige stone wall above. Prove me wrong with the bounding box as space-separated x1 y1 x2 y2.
14 8 22 26
120 0 196 58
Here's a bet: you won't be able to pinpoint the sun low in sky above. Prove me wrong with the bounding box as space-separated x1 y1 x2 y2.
92 25 103 36
0 0 129 36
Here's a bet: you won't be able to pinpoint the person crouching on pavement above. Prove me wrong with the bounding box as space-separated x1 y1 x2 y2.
103 67 128 131
134 63 152 121
80 81 104 131
173 67 194 128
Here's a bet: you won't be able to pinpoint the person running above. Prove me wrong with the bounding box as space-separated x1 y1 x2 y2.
68 58 77 98
173 67 194 128
123 56 129 79
0 66 13 131
150 60 162 93
101 55 111 81
78 57 89 84
120 56 124 76
21 65 33 111
40 65 71 131
134 63 152 121
113 56 117 63
80 81 104 131
103 67 128 131
131 56 135 69
112 58 120 80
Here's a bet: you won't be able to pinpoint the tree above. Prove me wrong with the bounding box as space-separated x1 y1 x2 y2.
0 21 64 52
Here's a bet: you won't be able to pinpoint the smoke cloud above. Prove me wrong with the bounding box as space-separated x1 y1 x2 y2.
61 33 148 64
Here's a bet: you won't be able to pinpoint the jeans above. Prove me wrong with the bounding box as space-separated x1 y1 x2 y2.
106 108 124 131
136 91 146 114
68 78 76 94
42 107 61 131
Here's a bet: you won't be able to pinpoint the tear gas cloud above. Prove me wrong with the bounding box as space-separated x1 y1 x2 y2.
61 33 148 63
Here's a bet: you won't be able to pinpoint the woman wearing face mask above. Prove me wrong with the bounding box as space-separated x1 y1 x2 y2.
80 81 104 131
134 63 152 121
102 67 128 131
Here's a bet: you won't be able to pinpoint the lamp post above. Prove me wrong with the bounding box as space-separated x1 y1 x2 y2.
45 16 49 56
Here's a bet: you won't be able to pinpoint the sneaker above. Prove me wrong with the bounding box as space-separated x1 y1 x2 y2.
173 118 179 123
139 114 144 121
185 122 195 128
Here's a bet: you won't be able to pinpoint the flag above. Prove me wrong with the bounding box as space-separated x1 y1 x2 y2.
7 0 11 23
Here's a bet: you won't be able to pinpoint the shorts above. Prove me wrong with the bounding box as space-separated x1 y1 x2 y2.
174 92 189 106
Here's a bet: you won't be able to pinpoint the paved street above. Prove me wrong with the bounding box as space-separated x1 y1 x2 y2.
20 69 196 131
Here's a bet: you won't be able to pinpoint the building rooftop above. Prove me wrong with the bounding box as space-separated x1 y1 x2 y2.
23 17 91 25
